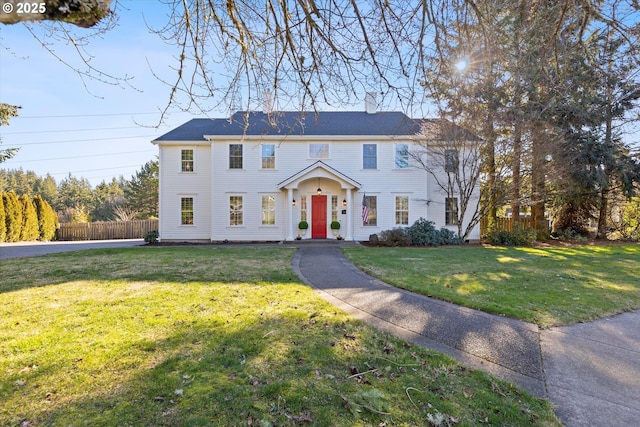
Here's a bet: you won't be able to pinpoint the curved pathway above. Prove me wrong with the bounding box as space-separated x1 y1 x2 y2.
293 244 640 427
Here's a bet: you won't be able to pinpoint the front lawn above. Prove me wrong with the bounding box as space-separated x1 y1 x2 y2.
343 244 640 328
0 246 560 426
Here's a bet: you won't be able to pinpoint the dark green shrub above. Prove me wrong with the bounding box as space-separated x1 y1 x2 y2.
368 233 379 245
330 220 341 230
298 220 309 230
486 225 536 246
3 191 22 242
378 228 411 247
145 230 160 244
407 217 462 246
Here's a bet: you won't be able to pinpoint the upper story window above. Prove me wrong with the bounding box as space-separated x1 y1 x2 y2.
395 144 409 169
229 144 243 169
262 144 275 169
181 149 194 172
445 149 459 173
309 143 329 159
363 144 377 169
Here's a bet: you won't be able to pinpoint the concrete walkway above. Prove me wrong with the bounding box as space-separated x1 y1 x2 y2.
293 244 640 427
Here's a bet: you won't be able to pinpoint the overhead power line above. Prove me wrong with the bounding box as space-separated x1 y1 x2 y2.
7 150 154 163
1 126 144 135
16 112 159 119
13 135 157 146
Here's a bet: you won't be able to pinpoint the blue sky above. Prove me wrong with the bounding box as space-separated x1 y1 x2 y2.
1 2 638 187
0 1 202 186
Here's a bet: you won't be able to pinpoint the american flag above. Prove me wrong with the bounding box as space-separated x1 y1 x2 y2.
361 193 369 224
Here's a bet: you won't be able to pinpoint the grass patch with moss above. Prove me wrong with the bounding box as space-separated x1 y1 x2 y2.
343 244 640 328
0 246 560 426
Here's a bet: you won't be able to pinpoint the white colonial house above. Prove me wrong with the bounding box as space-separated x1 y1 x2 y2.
152 107 481 242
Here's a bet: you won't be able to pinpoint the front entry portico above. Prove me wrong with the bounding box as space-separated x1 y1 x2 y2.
278 161 362 241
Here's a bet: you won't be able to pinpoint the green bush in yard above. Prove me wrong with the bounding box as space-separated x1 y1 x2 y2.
407 217 462 246
19 194 40 241
378 228 412 246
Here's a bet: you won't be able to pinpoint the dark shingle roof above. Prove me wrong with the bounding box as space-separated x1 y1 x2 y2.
154 111 480 142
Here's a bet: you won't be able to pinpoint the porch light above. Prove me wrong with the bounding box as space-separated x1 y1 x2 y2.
292 199 296 206
317 187 322 195
342 199 347 207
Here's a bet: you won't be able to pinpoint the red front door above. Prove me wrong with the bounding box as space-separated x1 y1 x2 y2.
311 195 327 238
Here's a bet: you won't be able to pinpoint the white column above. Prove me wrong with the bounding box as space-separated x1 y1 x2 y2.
287 188 294 241
346 187 353 241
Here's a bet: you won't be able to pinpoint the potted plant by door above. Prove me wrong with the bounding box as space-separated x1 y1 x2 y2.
330 220 341 237
298 220 309 238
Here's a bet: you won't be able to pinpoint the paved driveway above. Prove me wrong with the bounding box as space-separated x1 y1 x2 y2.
0 239 144 260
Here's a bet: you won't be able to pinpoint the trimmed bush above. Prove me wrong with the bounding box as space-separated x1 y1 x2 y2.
2 191 22 242
330 220 341 230
19 194 39 241
0 194 5 242
298 220 309 230
33 195 58 241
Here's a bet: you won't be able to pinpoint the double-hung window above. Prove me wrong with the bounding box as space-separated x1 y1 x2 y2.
229 144 243 169
262 144 275 169
230 196 243 225
444 149 459 173
363 195 377 226
181 197 194 225
395 144 409 169
445 197 459 225
363 144 377 169
262 195 276 225
395 196 409 225
181 149 194 172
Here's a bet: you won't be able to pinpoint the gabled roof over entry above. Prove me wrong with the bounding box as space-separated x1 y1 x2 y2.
277 161 362 190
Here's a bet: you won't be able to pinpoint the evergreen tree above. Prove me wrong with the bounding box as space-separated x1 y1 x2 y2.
19 194 39 241
33 195 58 241
124 160 159 219
2 191 22 242
0 193 5 242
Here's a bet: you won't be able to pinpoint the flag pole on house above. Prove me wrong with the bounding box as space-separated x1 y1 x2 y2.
361 193 369 225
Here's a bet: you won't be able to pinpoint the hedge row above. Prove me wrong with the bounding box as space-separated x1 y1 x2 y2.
0 191 59 242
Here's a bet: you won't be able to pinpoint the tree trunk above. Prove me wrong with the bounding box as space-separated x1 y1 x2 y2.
484 116 497 232
511 118 522 226
530 123 547 238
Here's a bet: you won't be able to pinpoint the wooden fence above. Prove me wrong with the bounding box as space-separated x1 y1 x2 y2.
479 217 536 236
56 220 158 241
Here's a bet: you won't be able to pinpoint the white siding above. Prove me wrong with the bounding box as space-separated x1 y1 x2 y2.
158 144 211 241
156 135 480 241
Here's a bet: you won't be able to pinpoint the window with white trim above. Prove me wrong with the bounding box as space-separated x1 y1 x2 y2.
181 149 194 172
230 196 243 225
181 197 194 225
363 195 377 226
395 196 409 225
446 197 459 225
363 144 377 169
444 149 459 173
262 144 275 169
309 143 329 159
331 195 338 221
229 144 243 169
395 144 409 169
262 195 276 225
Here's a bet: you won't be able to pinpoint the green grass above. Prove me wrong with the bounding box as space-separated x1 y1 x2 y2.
343 244 640 328
0 246 560 426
